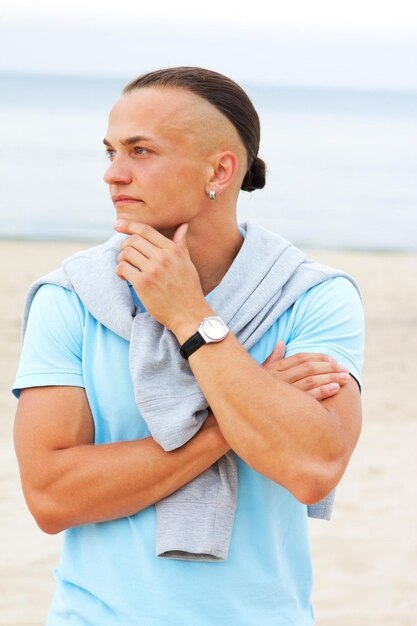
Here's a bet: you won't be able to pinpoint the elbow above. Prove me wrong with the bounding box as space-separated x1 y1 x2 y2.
36 514 65 536
293 429 358 505
294 480 335 506
25 488 67 535
291 456 347 505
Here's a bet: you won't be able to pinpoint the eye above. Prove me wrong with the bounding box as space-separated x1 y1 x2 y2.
105 149 116 160
134 146 149 156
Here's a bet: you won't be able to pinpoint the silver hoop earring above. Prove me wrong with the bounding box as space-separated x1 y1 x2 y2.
209 189 216 201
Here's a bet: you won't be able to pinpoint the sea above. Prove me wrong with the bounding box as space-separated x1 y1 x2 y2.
1 72 416 250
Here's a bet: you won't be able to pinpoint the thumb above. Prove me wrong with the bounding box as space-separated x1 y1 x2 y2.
173 223 189 246
262 340 286 366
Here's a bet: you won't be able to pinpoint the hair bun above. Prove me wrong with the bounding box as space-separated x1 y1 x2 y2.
241 156 266 192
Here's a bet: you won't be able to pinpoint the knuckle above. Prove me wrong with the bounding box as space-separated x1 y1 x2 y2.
139 274 149 288
158 253 170 269
303 375 315 389
301 362 315 377
120 247 133 263
318 388 328 401
115 261 126 277
309 388 320 400
314 386 326 400
148 264 158 277
294 353 306 365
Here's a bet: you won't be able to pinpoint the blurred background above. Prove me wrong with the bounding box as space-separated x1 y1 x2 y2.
0 0 416 248
1 2 416 625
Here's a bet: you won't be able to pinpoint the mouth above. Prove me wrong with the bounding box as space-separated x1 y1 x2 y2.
112 194 143 205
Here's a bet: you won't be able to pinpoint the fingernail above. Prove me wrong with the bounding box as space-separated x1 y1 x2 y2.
339 372 350 382
329 383 340 392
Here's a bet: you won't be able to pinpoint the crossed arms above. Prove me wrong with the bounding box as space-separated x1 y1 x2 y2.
14 223 362 534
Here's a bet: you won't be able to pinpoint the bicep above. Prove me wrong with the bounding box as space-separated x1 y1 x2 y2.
285 276 365 387
14 386 95 494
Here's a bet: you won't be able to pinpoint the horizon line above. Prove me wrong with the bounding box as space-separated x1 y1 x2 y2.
1 69 416 98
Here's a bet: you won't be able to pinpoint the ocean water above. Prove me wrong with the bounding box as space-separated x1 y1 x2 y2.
0 73 416 250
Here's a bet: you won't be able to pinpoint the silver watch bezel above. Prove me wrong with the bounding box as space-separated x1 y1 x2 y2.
198 316 229 343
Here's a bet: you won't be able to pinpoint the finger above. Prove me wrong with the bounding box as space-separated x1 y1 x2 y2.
269 362 350 385
120 234 160 261
307 382 341 401
114 220 171 249
262 340 286 366
116 259 144 286
293 371 351 391
276 352 348 374
118 246 151 272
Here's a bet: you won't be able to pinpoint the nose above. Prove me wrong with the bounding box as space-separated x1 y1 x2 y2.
103 156 133 185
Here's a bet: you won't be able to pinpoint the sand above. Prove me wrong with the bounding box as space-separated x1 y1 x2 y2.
0 240 416 625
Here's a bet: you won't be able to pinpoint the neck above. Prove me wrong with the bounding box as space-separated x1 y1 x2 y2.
162 209 244 296
191 219 244 295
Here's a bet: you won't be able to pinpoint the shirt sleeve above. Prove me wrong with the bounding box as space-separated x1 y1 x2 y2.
284 276 365 388
12 284 86 398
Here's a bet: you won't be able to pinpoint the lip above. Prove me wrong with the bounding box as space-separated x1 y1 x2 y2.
112 194 143 204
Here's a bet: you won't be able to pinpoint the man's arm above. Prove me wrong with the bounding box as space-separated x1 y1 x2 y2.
116 221 363 505
14 349 349 534
14 386 229 534
181 333 362 505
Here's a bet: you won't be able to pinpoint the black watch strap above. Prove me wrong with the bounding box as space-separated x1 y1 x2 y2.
180 331 206 359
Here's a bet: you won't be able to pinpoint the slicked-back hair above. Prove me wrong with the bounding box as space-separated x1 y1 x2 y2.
123 67 266 191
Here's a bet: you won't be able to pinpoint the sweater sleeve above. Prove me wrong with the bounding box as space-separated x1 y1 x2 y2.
12 284 86 398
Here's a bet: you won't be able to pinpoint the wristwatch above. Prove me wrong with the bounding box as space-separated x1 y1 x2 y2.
179 316 229 359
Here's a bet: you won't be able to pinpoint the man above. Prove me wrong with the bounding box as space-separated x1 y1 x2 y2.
13 67 363 624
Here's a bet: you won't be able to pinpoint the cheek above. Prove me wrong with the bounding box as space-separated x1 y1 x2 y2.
164 162 206 201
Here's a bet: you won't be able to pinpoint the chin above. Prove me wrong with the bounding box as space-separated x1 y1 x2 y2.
114 210 182 238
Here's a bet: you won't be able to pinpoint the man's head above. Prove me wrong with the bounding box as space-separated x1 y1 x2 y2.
103 67 266 232
122 67 266 193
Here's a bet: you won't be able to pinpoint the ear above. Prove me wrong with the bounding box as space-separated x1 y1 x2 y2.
205 151 239 198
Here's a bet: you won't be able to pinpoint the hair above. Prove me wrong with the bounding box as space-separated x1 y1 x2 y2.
122 67 266 192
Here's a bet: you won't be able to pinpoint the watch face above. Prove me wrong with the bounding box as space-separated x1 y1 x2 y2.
201 317 228 341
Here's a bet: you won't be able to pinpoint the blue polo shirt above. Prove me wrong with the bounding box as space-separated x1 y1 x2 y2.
13 275 364 625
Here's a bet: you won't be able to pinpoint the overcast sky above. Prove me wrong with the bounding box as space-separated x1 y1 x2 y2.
1 0 416 90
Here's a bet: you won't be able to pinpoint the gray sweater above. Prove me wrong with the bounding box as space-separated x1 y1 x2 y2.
23 221 359 561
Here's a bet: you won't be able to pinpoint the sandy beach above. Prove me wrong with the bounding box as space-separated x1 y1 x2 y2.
1 240 416 626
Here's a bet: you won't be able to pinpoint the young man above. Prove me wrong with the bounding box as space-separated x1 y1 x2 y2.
13 67 363 625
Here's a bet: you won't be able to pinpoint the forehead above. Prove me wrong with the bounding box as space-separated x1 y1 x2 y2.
107 87 216 144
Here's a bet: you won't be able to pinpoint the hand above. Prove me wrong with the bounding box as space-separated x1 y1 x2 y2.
114 221 211 333
262 340 351 401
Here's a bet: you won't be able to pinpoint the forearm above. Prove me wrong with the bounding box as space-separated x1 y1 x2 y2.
25 421 229 534
177 326 350 501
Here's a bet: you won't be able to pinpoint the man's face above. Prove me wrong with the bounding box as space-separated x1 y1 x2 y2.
103 87 214 235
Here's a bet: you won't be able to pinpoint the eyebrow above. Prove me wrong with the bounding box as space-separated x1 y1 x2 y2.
103 135 154 147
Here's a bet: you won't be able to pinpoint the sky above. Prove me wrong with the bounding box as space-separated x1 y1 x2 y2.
1 0 417 90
